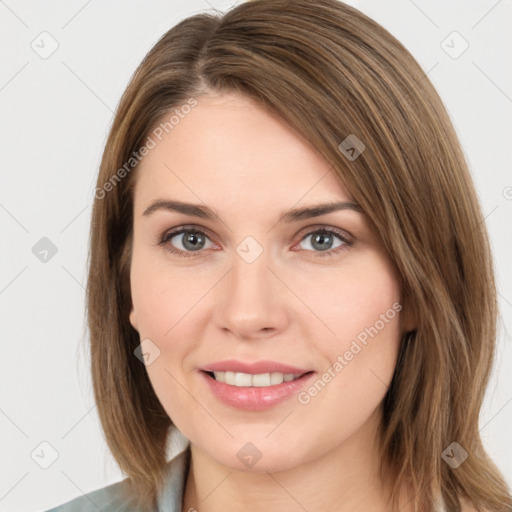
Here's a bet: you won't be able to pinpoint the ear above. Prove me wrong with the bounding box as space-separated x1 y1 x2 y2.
400 294 417 334
402 306 417 333
129 305 139 332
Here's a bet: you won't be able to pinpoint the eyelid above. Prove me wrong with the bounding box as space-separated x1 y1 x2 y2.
295 224 353 244
158 224 216 245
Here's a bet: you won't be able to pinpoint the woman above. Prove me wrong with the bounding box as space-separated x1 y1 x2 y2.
45 0 511 510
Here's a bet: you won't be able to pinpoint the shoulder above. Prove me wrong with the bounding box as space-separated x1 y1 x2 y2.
43 476 149 512
43 440 190 512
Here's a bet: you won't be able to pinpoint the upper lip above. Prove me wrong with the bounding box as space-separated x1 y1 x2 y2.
201 359 312 375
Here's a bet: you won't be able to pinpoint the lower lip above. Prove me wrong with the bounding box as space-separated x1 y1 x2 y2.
200 370 315 411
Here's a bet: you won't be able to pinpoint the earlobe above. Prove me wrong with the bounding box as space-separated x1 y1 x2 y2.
129 306 138 332
401 304 417 334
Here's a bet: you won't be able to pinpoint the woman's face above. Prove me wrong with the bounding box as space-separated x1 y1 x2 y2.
129 91 411 472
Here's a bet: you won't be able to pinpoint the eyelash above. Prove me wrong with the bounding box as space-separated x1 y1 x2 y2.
157 225 353 259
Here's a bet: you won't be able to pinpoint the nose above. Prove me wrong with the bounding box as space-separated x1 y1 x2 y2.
213 250 290 341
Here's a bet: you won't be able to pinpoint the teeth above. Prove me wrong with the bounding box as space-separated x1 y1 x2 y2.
212 371 301 387
235 372 252 386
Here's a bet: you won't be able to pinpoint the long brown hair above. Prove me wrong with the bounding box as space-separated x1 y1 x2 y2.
86 0 512 510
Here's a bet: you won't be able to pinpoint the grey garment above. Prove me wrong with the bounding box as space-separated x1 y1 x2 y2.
44 448 191 512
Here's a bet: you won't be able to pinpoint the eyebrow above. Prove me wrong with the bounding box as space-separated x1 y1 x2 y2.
142 199 362 223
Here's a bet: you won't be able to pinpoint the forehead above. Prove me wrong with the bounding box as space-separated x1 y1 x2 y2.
133 92 352 213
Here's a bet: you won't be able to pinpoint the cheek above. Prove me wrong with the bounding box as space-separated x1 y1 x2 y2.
130 275 172 339
130 251 204 339
129 260 201 420
299 253 403 414
295 251 402 354
296 253 402 412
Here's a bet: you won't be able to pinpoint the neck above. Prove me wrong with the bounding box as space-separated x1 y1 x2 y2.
181 407 411 512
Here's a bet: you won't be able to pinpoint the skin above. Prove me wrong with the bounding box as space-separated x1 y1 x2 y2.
128 91 418 511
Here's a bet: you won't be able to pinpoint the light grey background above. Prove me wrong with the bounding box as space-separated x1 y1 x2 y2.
1 1 511 510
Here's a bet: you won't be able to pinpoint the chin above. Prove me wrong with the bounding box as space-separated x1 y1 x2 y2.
195 435 310 474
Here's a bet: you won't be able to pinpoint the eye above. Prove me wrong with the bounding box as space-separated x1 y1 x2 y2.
296 227 352 257
158 225 353 258
159 227 215 258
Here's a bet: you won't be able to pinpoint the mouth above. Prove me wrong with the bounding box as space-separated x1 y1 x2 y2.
200 367 316 411
202 370 314 387
199 360 315 410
